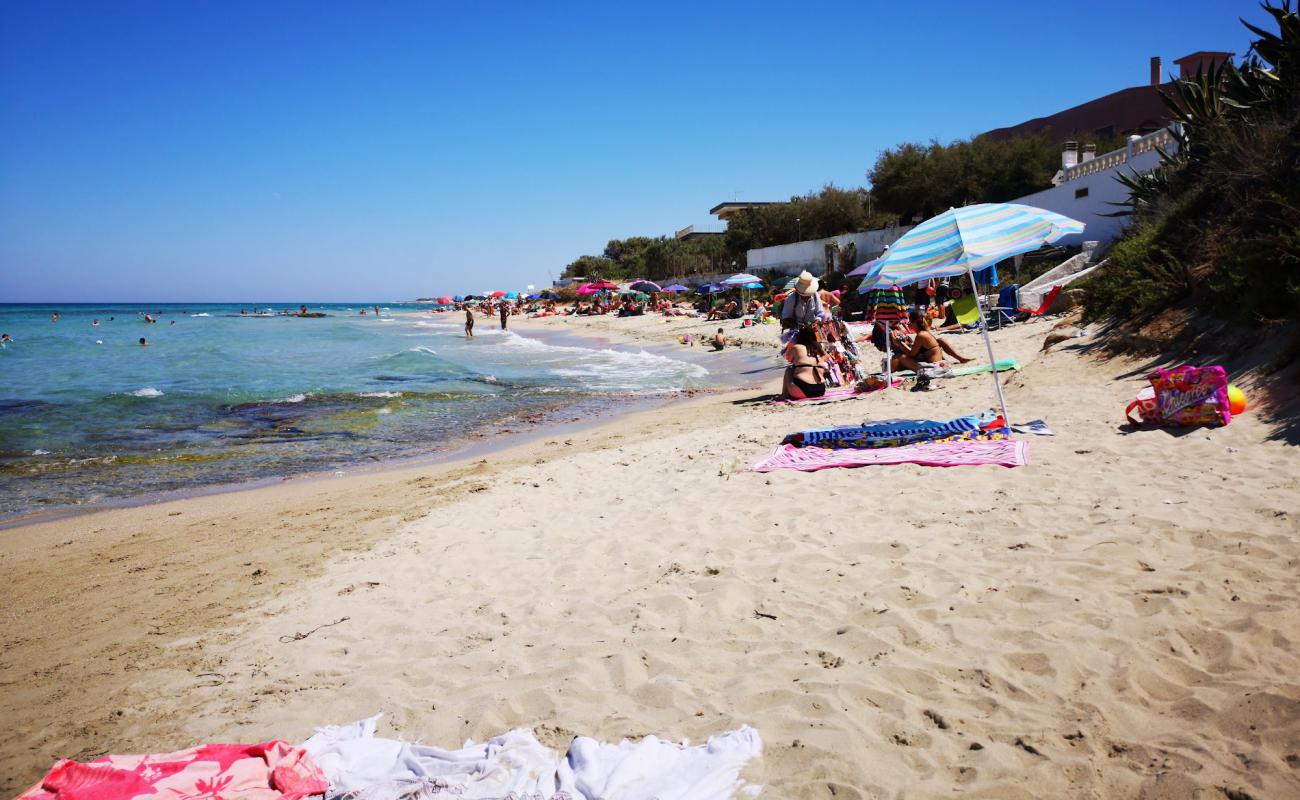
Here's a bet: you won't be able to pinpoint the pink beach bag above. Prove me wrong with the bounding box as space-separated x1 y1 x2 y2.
1126 365 1232 428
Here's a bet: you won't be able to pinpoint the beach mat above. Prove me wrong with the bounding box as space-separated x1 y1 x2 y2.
753 439 1028 472
770 380 901 405
890 358 1021 379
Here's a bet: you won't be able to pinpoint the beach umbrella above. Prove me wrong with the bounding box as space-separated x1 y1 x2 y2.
697 283 725 294
629 280 661 293
633 292 650 300
505 291 519 299
848 257 883 280
743 282 763 289
662 284 689 292
489 291 506 298
539 290 561 300
436 296 453 305
526 293 541 300
453 295 465 302
721 273 762 286
860 202 1084 422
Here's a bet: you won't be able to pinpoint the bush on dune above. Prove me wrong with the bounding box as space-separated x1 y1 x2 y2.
1083 1 1300 327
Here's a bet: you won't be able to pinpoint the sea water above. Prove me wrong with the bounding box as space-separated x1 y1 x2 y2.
0 303 713 519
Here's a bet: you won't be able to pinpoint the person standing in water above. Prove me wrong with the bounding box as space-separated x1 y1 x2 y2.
499 302 509 330
465 307 475 339
373 305 380 317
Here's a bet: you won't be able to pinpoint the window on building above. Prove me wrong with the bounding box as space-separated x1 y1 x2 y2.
1074 187 1089 199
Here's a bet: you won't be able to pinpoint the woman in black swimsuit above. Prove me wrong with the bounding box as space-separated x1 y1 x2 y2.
782 324 828 400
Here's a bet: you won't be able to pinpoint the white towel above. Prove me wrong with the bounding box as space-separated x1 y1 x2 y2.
303 715 762 800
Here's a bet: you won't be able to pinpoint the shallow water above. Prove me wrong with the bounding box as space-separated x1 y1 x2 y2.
0 303 715 518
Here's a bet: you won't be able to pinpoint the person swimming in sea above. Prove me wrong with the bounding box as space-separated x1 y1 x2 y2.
144 313 156 324
51 312 59 322
139 337 149 346
1 333 12 346
92 319 100 326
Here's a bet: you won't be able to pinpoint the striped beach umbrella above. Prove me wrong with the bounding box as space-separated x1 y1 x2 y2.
863 203 1084 423
860 203 1083 289
721 273 762 286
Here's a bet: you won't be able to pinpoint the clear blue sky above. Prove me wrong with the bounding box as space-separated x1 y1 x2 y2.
0 0 1262 302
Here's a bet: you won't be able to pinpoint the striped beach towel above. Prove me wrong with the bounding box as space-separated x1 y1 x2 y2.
784 415 985 449
753 439 1028 472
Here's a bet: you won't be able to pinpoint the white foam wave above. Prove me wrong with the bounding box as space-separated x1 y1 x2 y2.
359 391 402 398
190 312 211 317
408 346 438 356
281 393 308 403
131 387 164 397
32 449 51 456
489 332 708 393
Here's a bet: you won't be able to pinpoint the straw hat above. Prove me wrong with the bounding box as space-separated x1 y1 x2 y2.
794 271 819 297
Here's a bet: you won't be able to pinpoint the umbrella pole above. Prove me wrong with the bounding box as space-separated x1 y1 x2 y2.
883 321 892 388
966 265 1011 425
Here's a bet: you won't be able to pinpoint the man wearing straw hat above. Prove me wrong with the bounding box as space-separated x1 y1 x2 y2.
780 271 823 330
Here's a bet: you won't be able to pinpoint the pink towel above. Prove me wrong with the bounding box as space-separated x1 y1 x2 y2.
771 380 900 405
18 741 328 800
753 439 1028 472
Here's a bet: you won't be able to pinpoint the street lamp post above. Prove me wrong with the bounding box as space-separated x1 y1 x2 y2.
796 217 802 241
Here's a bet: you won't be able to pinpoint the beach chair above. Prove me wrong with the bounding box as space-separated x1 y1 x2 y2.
1019 285 1063 317
988 284 1020 329
949 294 981 328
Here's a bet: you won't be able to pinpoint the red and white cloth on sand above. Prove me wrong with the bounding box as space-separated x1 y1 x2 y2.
18 741 328 800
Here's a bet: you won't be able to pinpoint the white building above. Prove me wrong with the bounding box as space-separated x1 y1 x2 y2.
745 226 913 278
1014 126 1178 246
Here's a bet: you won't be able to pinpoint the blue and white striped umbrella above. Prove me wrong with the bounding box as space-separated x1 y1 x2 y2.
860 203 1084 289
721 273 763 286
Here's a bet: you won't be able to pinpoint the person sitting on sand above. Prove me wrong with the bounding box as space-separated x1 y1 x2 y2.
711 328 727 350
782 325 827 400
890 309 972 372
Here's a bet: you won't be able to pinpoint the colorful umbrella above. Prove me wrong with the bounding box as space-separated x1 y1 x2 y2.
488 291 506 298
453 295 465 302
847 257 882 280
743 282 763 289
696 283 726 294
505 291 519 299
859 203 1083 289
436 296 453 304
721 273 762 286
628 280 662 293
861 203 1084 422
662 284 689 292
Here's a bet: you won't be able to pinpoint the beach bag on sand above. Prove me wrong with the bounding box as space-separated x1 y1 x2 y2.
1126 365 1231 428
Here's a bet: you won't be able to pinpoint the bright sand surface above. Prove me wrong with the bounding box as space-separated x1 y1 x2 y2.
3 313 1299 798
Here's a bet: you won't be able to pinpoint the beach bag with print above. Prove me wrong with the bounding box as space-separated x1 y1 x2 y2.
1126 365 1231 427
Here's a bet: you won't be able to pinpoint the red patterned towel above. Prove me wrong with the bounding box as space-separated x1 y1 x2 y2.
753 439 1028 472
770 380 900 406
18 741 328 800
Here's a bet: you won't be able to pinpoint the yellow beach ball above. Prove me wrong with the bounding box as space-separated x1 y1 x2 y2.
1227 384 1247 415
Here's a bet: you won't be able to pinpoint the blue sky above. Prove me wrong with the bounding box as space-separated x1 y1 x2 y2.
0 0 1262 301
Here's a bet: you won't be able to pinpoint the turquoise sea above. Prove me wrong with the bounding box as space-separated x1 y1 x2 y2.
0 303 717 520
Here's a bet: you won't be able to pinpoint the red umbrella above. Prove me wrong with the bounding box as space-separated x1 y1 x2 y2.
436 296 453 304
488 291 507 298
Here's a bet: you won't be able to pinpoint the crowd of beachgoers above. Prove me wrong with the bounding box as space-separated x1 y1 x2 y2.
436 271 994 402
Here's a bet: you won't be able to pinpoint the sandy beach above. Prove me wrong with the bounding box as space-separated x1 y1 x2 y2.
4 314 1299 798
